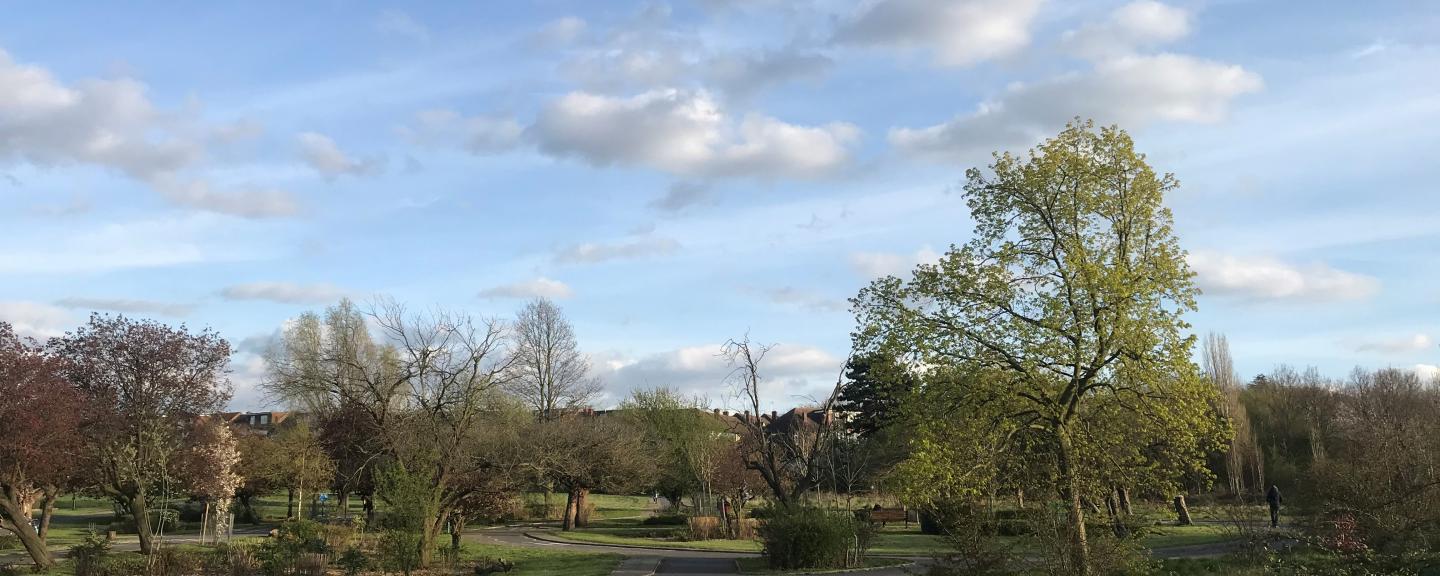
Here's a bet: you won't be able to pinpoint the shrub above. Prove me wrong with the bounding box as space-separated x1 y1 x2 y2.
0 563 19 576
294 553 327 576
757 506 873 570
257 520 328 576
71 531 113 576
0 534 17 551
336 547 369 576
218 542 260 576
685 516 723 541
642 514 687 526
92 554 149 576
732 518 761 541
152 548 204 576
377 530 422 576
471 556 514 575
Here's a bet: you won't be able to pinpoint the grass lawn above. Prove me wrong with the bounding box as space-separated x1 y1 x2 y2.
735 557 910 574
460 542 622 576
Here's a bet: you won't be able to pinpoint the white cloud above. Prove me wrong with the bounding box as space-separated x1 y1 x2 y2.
220 282 350 305
650 181 713 213
227 352 274 411
1187 251 1380 302
531 89 859 179
1062 1 1191 60
891 54 1262 160
478 277 574 299
55 297 193 317
1355 334 1434 354
707 48 833 100
0 301 75 339
1415 364 1440 382
555 237 680 264
297 132 383 177
849 246 941 279
402 109 525 154
376 10 430 43
0 47 297 217
528 17 587 48
597 342 843 408
834 0 1042 67
754 286 848 313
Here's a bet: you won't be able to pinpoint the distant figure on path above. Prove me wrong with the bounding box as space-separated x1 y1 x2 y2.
1266 485 1283 528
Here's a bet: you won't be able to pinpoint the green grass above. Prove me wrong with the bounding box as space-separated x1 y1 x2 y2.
1140 524 1236 549
457 542 622 576
735 556 910 574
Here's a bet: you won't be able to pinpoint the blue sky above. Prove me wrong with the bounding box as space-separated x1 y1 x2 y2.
2 0 1437 411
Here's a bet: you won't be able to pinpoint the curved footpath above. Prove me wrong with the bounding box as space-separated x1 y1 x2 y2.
471 525 1267 575
469 526 920 576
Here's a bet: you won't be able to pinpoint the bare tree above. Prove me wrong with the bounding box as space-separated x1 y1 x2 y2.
506 298 599 421
1203 333 1260 497
722 335 845 506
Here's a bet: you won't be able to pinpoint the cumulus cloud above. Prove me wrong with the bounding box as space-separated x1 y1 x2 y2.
531 89 859 179
1187 251 1380 302
598 342 843 407
555 237 680 264
478 277 574 299
1355 334 1434 354
849 246 941 279
1416 364 1440 382
1062 1 1191 60
707 48 833 101
0 47 297 217
650 181 713 213
220 282 350 305
55 297 193 317
0 301 75 338
297 132 383 178
833 0 1042 67
402 109 525 154
891 54 1262 160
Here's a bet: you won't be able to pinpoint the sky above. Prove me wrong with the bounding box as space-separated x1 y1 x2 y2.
2 0 1438 412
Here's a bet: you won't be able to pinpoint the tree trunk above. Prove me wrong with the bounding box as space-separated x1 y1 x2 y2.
574 488 590 528
419 511 446 567
338 491 350 520
38 487 58 540
450 514 466 549
1016 488 1025 509
0 493 53 569
1056 428 1090 576
129 492 156 555
363 493 376 527
1117 487 1132 516
1173 495 1192 525
286 487 296 519
201 501 210 547
561 489 578 531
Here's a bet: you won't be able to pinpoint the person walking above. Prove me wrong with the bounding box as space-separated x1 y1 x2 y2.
1266 484 1283 528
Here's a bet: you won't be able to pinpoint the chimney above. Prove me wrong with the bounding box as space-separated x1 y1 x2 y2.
743 410 751 419
770 410 778 420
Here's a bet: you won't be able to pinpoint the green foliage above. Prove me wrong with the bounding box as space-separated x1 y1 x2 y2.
756 506 873 570
336 547 369 576
471 556 515 575
375 463 435 532
257 520 328 576
378 530 423 575
835 352 917 437
69 531 112 576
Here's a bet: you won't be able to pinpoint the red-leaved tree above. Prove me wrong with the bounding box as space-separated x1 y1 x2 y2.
0 322 85 569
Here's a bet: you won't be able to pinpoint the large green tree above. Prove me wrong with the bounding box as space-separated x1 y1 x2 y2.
853 121 1226 574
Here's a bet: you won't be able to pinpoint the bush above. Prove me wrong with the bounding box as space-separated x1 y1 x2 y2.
0 534 17 551
336 547 369 576
0 563 20 576
71 531 113 576
377 530 422 576
757 506 873 570
152 548 204 576
215 542 260 576
471 556 514 575
294 554 327 576
258 520 329 576
92 554 149 576
685 516 723 541
642 514 687 526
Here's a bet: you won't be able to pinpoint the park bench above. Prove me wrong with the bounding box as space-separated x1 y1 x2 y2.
857 507 911 527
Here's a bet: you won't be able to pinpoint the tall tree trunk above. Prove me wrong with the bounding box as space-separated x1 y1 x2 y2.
338 491 350 519
129 492 156 555
561 488 578 531
419 511 446 567
1117 486 1132 516
38 486 59 540
286 487 296 519
201 501 209 546
0 492 53 569
1016 488 1025 509
574 488 590 528
450 514 466 549
1056 427 1090 576
363 493 376 527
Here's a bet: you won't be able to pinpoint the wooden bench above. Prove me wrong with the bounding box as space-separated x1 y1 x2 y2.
857 507 911 527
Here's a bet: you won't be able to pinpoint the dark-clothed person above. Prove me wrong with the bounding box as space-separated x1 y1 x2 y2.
1266 485 1283 528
